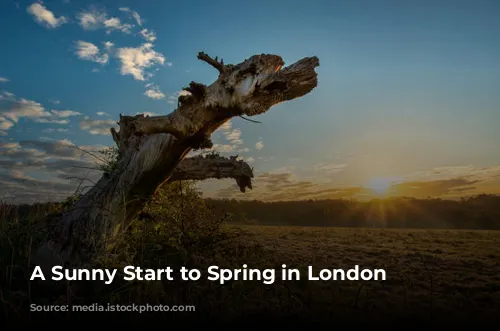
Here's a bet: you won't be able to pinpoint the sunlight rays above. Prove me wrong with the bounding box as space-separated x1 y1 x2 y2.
363 177 400 197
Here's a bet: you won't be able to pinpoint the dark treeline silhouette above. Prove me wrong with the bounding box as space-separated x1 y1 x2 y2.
1 193 499 230
206 194 500 230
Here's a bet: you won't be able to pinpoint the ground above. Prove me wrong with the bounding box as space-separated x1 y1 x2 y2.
2 201 500 326
222 225 500 324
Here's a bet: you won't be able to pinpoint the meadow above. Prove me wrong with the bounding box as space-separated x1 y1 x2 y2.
231 225 500 322
1 185 499 326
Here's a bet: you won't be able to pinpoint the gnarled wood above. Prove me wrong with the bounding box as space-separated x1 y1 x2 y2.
34 51 319 272
171 154 253 192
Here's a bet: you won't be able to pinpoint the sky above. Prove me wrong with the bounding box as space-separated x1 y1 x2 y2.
0 0 499 204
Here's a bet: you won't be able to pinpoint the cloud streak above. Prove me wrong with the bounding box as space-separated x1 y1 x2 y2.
79 117 117 135
144 85 165 99
74 41 109 65
76 7 134 34
27 2 67 29
202 163 500 202
0 139 108 204
119 7 142 26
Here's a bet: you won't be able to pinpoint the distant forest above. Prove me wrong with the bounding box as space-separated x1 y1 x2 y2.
206 194 500 230
3 194 499 230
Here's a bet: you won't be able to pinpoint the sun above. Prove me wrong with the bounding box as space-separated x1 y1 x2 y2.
364 177 394 196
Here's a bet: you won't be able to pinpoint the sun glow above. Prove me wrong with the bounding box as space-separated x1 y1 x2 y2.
364 177 395 196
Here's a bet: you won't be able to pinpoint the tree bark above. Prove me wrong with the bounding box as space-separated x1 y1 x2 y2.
34 51 319 271
171 154 253 192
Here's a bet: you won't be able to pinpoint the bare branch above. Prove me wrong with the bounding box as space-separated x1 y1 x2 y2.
239 116 262 124
197 51 227 73
170 154 253 192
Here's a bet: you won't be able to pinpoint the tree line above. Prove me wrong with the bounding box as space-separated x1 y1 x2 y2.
205 194 500 230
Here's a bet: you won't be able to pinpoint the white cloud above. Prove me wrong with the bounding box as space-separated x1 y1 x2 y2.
96 111 110 116
27 2 67 28
133 111 160 117
313 163 347 175
35 118 69 125
103 17 133 34
119 7 142 26
2 98 50 123
0 95 75 135
0 142 20 149
404 165 500 183
0 138 110 204
0 118 14 130
140 28 156 42
74 41 109 65
255 141 264 150
206 120 248 155
167 96 176 104
225 128 243 146
0 77 9 83
80 118 116 135
10 169 25 179
42 128 68 133
103 41 114 49
211 144 234 153
76 8 107 30
0 91 15 101
77 7 136 34
50 109 81 118
246 157 255 163
116 43 165 80
178 90 191 97
144 86 165 100
219 121 232 131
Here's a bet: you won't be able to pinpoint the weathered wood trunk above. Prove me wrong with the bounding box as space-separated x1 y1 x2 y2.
34 51 319 272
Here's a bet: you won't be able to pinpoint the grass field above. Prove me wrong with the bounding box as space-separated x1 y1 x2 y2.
2 199 500 326
222 225 500 323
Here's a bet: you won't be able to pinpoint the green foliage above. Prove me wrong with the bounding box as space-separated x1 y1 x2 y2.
145 181 229 245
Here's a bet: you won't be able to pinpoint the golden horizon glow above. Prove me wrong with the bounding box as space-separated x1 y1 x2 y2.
363 177 395 196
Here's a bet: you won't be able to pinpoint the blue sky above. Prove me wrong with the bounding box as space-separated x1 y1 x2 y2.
1 0 500 203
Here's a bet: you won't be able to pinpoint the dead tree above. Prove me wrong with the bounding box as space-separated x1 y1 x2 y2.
34 51 319 272
170 153 253 191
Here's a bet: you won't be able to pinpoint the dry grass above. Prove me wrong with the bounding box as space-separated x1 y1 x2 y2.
1 197 499 326
224 225 500 322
